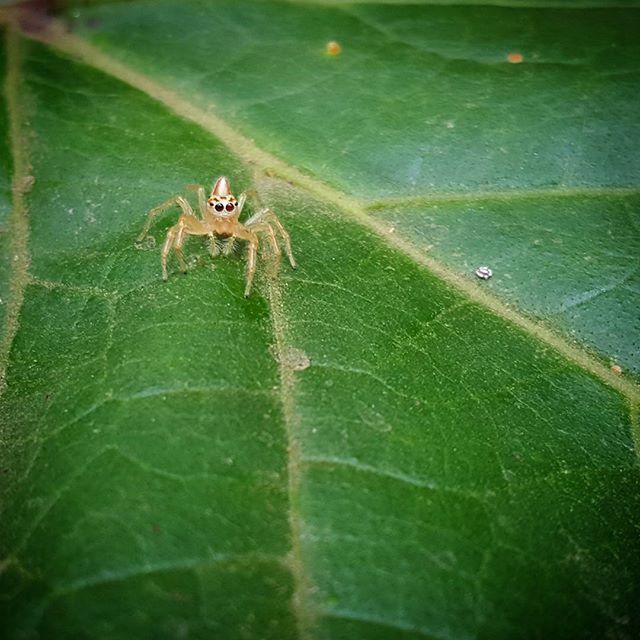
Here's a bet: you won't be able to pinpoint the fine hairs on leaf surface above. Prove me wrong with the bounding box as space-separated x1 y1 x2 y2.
0 1 639 639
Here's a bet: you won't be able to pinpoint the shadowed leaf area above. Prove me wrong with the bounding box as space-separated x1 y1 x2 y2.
0 1 639 639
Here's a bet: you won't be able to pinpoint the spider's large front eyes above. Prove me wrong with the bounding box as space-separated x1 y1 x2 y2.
225 203 235 212
214 203 224 212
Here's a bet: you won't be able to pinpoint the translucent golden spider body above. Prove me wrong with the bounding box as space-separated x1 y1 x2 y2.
137 176 296 296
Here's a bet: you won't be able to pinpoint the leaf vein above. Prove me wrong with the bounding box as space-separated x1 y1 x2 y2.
319 607 454 640
303 454 487 501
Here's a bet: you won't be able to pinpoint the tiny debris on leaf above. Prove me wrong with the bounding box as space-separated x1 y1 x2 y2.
507 52 524 64
283 347 311 371
476 266 493 280
325 41 342 56
611 364 622 375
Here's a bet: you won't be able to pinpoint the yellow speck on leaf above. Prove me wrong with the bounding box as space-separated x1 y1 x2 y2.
325 41 342 56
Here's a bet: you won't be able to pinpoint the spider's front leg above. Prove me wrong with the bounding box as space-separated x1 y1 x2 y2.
192 185 208 219
161 215 210 280
245 207 297 269
137 194 195 244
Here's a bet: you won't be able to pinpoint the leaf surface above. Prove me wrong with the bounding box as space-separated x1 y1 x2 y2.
0 2 639 639
70 0 640 377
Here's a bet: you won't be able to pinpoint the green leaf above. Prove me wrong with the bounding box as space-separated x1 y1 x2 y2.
69 0 640 378
370 194 640 378
1 2 639 639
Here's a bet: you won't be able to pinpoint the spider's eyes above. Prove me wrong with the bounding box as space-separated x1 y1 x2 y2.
225 203 235 212
214 203 224 212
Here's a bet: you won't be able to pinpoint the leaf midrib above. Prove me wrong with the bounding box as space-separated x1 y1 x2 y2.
264 259 316 638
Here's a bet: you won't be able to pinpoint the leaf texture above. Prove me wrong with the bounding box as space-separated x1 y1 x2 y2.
0 2 639 639
69 0 640 377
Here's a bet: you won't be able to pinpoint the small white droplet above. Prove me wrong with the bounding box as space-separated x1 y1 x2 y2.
475 266 493 280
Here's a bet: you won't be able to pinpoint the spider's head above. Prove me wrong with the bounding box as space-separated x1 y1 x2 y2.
207 176 239 218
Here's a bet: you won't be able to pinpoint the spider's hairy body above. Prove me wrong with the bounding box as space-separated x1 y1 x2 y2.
136 176 296 297
212 219 236 238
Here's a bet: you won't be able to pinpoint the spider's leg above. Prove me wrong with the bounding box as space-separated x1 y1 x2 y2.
173 222 189 274
161 225 178 281
248 221 280 257
246 208 296 268
236 192 247 217
243 207 262 227
196 186 208 219
235 227 259 297
137 194 195 243
160 214 209 280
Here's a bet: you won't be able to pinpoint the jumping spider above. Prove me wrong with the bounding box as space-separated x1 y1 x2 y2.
136 176 296 297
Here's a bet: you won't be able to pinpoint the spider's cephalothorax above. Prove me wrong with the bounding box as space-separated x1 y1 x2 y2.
136 176 296 296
